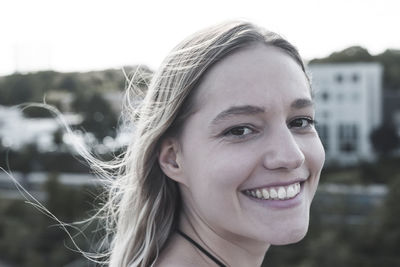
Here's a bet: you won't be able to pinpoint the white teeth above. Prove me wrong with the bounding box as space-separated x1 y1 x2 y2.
269 188 278 199
262 188 270 199
256 189 262 198
287 185 295 198
246 182 301 201
278 187 286 199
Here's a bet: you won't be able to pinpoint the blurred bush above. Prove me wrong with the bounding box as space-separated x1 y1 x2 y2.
0 174 105 267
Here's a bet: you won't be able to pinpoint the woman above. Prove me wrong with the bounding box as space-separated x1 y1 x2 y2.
105 20 325 267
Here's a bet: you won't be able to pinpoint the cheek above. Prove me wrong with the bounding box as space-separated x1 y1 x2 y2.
310 137 325 173
301 136 325 193
300 134 325 171
216 145 254 166
189 147 257 189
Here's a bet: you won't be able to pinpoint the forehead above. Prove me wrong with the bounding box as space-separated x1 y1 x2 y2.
193 44 311 112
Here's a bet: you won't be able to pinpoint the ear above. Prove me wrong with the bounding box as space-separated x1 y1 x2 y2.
158 137 186 185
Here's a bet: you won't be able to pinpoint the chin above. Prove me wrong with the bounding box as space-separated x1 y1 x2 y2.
273 229 308 245
268 222 309 246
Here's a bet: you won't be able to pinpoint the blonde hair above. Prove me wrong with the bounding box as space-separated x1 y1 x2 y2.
102 20 308 267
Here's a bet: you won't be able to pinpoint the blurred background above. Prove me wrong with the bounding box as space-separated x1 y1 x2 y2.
1 0 400 266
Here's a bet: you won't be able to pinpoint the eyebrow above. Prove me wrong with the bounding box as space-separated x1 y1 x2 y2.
210 105 265 126
291 98 314 109
210 98 314 126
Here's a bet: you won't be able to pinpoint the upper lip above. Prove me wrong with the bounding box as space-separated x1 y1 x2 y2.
242 177 308 191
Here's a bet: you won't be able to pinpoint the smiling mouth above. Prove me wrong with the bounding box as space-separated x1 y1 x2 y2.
243 182 302 200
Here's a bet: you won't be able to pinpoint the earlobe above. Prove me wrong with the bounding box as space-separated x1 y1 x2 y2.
158 137 185 184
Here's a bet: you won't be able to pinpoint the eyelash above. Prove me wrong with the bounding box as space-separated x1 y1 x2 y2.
222 117 316 139
223 125 257 139
288 117 316 129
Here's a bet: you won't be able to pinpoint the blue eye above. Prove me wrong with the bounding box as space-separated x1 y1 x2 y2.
289 117 315 129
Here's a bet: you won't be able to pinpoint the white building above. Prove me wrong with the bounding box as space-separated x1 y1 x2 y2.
308 63 383 165
0 106 82 152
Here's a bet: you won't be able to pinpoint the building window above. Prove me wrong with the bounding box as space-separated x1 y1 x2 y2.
316 124 329 151
338 124 358 152
352 73 359 83
321 91 330 102
335 74 343 83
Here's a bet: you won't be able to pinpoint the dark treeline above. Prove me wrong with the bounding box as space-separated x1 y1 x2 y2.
0 143 125 174
0 65 153 106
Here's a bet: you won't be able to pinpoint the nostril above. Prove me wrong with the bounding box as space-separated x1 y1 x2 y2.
263 156 304 170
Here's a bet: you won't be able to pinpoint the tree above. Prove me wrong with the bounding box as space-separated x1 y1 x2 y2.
0 74 34 105
376 49 400 90
72 92 118 140
22 106 53 118
59 75 79 92
53 129 64 150
310 46 373 63
370 124 400 158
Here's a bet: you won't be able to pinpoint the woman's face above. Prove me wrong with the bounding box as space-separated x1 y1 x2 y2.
175 44 325 245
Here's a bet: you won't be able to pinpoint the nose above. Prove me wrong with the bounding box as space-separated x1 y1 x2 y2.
263 127 305 170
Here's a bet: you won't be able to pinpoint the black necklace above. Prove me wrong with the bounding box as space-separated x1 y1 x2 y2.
176 229 227 267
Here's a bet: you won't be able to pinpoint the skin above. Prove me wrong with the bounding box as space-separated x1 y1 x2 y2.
158 44 325 266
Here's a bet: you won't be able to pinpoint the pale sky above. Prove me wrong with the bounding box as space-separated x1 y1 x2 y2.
1 0 399 75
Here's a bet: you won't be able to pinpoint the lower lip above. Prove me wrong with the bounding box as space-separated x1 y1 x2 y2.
243 182 305 209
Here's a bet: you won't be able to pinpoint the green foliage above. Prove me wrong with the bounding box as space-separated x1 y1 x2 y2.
0 174 104 267
320 167 363 184
0 66 152 106
72 92 119 140
375 49 400 90
359 160 384 184
16 143 40 173
378 177 400 255
318 156 400 185
0 73 35 105
22 106 54 118
45 173 95 221
0 143 79 174
59 74 81 92
53 128 64 147
370 123 400 157
0 147 123 173
311 46 373 63
0 71 58 105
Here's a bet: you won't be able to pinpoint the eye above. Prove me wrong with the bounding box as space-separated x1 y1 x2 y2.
223 126 254 138
289 117 315 129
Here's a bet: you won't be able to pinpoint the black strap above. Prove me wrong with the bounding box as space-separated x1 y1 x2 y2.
176 229 227 267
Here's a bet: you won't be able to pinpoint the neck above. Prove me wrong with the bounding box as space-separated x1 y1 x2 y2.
179 208 270 267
